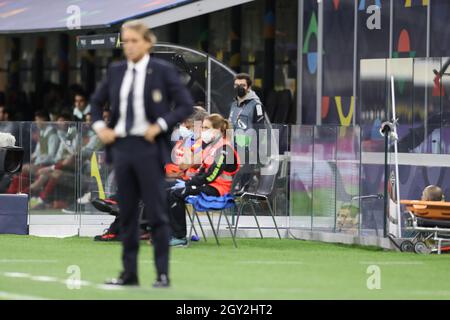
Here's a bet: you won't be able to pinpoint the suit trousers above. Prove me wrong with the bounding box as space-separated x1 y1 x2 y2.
112 136 170 277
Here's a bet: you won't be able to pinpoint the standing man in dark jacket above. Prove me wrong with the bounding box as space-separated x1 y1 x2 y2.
228 73 265 133
228 73 267 193
90 20 193 288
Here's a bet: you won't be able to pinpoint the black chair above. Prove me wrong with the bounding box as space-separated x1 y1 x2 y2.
185 204 207 242
186 199 238 248
233 159 282 239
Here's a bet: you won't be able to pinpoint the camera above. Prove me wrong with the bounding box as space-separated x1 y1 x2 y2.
0 133 24 175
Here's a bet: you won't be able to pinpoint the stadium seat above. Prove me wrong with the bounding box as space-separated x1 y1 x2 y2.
233 159 282 239
185 193 238 248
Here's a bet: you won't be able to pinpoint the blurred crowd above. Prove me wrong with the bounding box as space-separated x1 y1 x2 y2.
0 73 268 219
0 83 111 213
0 82 100 123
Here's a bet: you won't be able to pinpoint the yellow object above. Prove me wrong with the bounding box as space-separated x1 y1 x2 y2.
405 0 428 7
90 152 105 200
335 96 355 127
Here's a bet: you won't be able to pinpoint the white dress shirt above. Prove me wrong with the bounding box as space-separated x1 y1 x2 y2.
92 53 168 136
115 54 150 137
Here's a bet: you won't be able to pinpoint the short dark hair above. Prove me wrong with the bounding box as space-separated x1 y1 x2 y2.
0 105 13 120
234 73 253 87
74 91 87 99
57 112 73 121
34 110 50 121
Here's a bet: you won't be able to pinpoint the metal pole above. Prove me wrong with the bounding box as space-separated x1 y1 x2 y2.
297 0 304 125
352 0 358 126
389 0 393 58
390 75 402 238
316 0 323 125
383 125 389 238
206 56 211 113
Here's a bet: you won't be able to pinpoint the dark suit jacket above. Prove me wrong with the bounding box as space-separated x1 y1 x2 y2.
90 57 194 165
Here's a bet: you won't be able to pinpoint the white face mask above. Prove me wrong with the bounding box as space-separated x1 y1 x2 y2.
201 129 214 144
178 126 193 139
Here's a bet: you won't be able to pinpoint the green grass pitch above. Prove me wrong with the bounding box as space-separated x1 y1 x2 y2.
0 235 450 300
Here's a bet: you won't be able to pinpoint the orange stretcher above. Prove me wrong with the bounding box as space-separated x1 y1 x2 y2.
399 200 450 254
400 200 450 220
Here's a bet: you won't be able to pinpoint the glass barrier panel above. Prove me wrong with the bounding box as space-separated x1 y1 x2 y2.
215 123 290 236
289 125 314 230
360 59 388 236
27 121 79 231
78 123 115 233
335 126 361 235
311 126 337 232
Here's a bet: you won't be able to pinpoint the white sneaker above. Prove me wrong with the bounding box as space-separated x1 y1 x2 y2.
77 192 91 205
29 197 42 207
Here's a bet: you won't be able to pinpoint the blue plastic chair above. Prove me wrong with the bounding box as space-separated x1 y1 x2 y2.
185 193 238 248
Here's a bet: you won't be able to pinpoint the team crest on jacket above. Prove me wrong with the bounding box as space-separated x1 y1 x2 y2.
152 89 163 103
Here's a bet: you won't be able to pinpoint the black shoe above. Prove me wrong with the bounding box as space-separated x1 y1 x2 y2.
105 272 139 286
92 198 120 216
152 274 170 288
94 230 120 242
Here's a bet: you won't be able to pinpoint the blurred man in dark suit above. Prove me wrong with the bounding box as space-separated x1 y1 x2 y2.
90 20 193 288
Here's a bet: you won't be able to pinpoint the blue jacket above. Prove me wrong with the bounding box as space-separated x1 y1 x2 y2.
90 57 194 165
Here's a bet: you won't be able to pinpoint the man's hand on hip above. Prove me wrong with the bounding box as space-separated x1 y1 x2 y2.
97 128 117 145
145 124 162 143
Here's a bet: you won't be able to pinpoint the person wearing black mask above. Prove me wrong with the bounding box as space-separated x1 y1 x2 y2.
228 73 265 132
228 73 266 194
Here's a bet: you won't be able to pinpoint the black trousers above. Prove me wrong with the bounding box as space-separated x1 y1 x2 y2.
168 184 219 239
112 137 170 278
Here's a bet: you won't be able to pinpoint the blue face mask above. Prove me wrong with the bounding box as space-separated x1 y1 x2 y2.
178 126 193 139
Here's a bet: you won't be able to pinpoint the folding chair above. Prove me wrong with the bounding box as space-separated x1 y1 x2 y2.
186 195 238 248
233 160 282 239
185 204 207 241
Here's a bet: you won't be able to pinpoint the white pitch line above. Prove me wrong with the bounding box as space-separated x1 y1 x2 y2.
95 284 126 291
0 259 58 263
3 272 31 278
0 291 48 300
2 271 126 292
30 276 59 282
